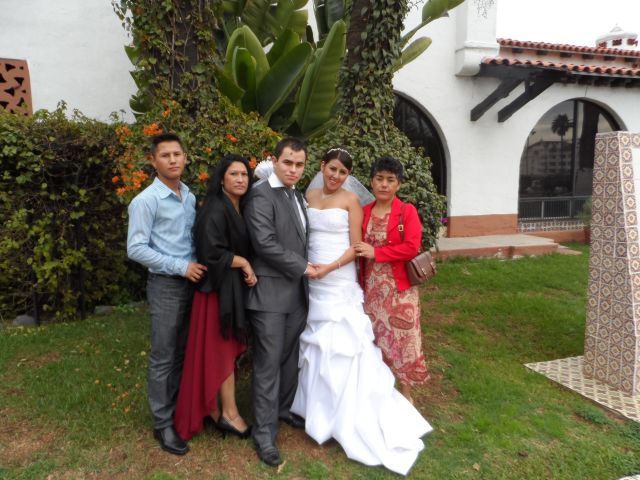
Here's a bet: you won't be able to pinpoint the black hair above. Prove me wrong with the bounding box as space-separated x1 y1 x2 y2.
370 156 404 181
149 132 184 156
321 146 353 171
274 137 307 160
203 154 254 203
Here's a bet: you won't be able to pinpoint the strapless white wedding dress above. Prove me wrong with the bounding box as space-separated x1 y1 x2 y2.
291 208 432 476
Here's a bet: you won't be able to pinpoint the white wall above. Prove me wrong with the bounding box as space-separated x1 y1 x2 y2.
0 0 136 121
396 2 640 218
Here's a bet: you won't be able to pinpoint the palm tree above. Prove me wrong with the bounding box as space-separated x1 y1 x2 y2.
551 113 572 167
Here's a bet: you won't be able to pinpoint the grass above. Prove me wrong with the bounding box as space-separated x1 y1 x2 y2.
1 245 640 479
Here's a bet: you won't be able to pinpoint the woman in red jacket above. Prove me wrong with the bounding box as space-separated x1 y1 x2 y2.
354 156 428 404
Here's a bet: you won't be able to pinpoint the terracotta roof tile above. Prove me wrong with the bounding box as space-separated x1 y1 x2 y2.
498 38 640 58
482 57 640 77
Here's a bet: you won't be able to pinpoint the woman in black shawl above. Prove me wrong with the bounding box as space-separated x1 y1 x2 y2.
175 155 255 441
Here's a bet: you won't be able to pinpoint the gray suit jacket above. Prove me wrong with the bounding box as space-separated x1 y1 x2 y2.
244 180 309 313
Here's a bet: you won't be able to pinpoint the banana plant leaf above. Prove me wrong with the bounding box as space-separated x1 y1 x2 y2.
232 47 258 112
225 26 270 84
214 67 246 104
268 101 297 131
256 42 312 121
294 20 346 135
422 0 449 20
266 1 308 42
266 29 301 66
393 37 432 72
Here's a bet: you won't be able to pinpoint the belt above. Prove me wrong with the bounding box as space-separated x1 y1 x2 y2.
149 272 185 280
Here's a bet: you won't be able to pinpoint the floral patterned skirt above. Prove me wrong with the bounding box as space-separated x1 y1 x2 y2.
363 213 428 387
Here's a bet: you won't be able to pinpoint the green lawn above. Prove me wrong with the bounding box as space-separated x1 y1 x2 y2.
1 246 639 479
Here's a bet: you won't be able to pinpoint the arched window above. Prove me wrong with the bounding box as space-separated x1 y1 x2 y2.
519 99 619 220
393 93 447 196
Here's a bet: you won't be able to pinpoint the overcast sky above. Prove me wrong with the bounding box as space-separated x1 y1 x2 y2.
495 0 640 47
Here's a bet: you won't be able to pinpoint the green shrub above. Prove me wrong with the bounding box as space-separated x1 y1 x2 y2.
0 106 143 321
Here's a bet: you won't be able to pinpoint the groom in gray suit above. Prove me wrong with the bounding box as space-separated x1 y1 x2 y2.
244 137 317 466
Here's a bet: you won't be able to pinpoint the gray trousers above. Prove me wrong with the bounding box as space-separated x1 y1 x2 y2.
249 304 307 450
146 273 193 429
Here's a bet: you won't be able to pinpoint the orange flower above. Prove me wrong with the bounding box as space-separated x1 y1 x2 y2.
204 147 213 154
122 175 130 183
161 109 170 118
112 176 120 184
143 123 162 136
249 157 257 169
116 187 126 196
198 171 210 182
116 125 132 142
225 133 238 143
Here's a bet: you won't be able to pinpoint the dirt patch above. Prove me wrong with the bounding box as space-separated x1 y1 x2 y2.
0 407 60 468
15 351 62 369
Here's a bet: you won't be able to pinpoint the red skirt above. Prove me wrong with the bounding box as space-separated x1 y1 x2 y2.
174 290 247 440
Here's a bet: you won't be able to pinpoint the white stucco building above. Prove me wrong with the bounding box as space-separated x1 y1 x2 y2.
2 0 639 240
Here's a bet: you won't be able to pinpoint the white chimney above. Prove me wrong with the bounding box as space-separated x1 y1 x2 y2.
455 0 500 76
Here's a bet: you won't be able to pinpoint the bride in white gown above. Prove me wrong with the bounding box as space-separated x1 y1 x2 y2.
290 147 432 476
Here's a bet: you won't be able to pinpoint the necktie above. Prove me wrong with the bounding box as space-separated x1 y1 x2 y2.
284 188 304 232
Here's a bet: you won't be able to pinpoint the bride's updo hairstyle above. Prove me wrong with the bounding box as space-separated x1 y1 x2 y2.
322 146 353 171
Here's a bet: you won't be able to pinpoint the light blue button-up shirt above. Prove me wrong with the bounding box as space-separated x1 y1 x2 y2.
127 177 196 276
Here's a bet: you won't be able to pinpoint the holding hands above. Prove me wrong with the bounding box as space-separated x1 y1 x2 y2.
305 263 320 279
354 241 375 259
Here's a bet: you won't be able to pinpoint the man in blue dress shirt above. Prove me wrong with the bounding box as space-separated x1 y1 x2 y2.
127 133 206 455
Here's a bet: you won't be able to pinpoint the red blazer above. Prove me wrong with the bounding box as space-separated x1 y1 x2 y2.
360 196 422 292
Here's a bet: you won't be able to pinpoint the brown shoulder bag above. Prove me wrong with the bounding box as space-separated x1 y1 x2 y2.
399 204 437 286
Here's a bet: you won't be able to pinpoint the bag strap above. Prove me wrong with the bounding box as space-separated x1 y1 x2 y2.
399 203 405 241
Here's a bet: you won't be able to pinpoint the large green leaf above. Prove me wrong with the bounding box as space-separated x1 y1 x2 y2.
266 0 308 42
422 0 449 20
393 37 432 72
225 26 270 83
214 67 246 104
266 29 300 66
240 0 272 41
256 42 312 121
294 20 346 135
231 47 257 111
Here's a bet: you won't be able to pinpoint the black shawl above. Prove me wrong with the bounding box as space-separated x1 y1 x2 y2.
193 192 250 342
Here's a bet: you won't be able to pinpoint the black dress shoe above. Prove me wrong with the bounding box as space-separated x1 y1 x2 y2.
153 426 189 455
256 445 282 467
280 413 305 429
217 415 252 439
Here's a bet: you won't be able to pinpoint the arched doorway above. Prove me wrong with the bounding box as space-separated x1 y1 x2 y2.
518 99 620 221
393 93 447 196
